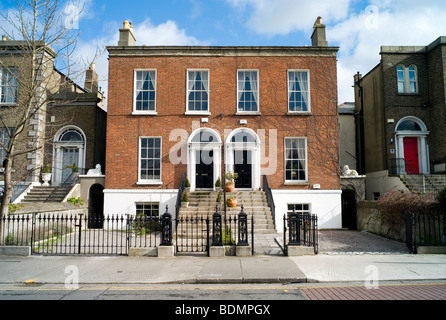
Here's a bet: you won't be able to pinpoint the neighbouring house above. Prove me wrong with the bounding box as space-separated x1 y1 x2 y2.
104 18 342 230
0 36 106 215
354 36 446 200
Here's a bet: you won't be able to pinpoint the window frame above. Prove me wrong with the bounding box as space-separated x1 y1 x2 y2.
185 69 211 115
287 203 311 215
138 136 162 185
135 202 160 217
397 65 418 94
133 69 157 115
236 69 260 114
0 128 13 168
0 67 19 105
287 70 311 114
284 137 308 184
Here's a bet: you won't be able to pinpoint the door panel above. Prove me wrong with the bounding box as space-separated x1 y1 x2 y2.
62 148 80 182
403 137 419 174
234 150 252 188
196 150 213 188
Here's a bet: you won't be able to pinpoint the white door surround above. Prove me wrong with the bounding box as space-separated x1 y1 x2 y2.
395 116 430 174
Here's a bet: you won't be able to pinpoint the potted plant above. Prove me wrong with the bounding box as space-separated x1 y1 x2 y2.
224 171 238 192
215 177 221 190
182 191 189 207
226 196 238 207
41 163 51 186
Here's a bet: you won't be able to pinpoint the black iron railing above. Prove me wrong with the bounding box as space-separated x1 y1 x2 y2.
263 175 276 228
175 174 186 219
406 212 446 254
283 211 318 255
0 213 164 255
174 206 255 256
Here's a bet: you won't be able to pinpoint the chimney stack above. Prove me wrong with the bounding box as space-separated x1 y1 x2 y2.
311 17 328 47
118 20 136 46
85 62 99 93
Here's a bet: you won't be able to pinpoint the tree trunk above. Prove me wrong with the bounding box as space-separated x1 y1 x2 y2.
0 156 13 227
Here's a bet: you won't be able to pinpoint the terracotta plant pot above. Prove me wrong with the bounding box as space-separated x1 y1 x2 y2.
225 182 235 192
226 198 237 207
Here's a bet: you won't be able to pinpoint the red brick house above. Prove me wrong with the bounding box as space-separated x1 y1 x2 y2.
104 19 342 230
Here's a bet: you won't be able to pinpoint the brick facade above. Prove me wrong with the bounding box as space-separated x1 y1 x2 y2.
355 37 446 199
106 53 340 191
104 21 342 229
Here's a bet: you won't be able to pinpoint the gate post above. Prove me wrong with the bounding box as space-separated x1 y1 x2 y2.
238 205 248 246
77 214 83 254
212 205 223 246
236 205 252 256
210 205 225 257
288 208 300 246
161 206 172 246
158 206 175 258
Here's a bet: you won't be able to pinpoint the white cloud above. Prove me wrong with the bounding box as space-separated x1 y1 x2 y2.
225 0 446 104
332 3 446 103
133 18 210 46
225 0 350 36
71 19 209 106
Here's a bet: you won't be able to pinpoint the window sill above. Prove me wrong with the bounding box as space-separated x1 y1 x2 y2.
184 111 211 116
236 111 261 116
284 181 310 186
132 111 158 116
397 92 420 96
287 111 312 116
137 181 163 185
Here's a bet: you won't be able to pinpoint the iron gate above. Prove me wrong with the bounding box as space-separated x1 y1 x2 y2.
0 213 164 256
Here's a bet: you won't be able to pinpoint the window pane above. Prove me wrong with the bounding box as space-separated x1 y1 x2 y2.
0 68 19 104
288 71 309 112
140 137 161 181
238 70 258 112
188 70 209 112
136 203 160 217
285 138 306 181
135 70 156 111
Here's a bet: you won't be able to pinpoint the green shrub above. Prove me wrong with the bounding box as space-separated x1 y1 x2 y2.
67 197 84 206
222 228 235 245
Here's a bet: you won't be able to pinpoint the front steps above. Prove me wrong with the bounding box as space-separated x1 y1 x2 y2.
20 186 72 203
400 174 446 195
178 190 276 234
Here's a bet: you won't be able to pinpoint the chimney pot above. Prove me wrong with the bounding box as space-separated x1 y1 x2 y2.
311 16 328 47
118 20 136 46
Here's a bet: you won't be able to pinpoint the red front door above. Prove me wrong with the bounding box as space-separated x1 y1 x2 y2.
403 137 419 174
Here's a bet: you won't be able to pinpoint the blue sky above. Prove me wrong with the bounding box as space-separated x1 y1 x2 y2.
2 0 446 104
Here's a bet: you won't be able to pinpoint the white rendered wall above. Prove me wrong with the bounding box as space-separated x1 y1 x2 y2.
272 189 342 231
104 188 342 231
103 189 178 217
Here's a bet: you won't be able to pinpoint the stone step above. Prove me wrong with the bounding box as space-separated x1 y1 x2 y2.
21 186 72 203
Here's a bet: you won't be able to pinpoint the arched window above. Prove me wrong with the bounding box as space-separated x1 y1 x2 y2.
230 130 257 143
396 120 422 132
191 130 219 143
58 129 84 142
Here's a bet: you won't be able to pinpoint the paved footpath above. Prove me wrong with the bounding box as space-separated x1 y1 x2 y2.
299 282 446 300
